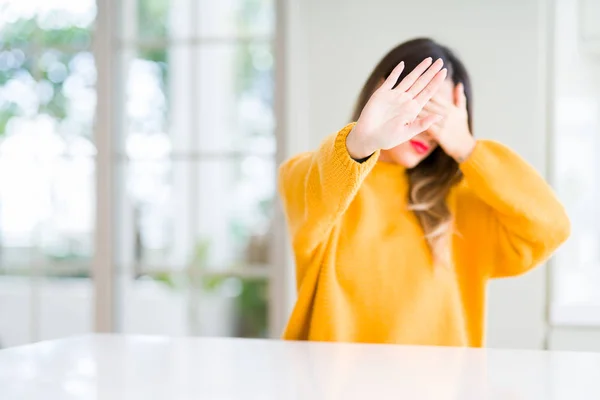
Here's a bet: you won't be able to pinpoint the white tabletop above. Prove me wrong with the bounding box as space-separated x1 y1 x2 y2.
1 335 599 399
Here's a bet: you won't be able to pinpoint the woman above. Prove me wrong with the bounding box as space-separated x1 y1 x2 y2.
279 38 570 347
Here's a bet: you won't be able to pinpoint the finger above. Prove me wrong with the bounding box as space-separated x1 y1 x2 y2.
427 123 442 137
405 114 443 137
414 68 448 107
455 82 467 109
418 107 432 116
395 57 433 92
423 100 447 115
416 110 444 134
423 117 444 132
418 111 442 127
407 58 445 97
419 108 446 125
381 61 405 90
429 95 454 108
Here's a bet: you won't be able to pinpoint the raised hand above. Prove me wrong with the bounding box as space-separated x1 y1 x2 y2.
346 58 448 160
420 82 476 162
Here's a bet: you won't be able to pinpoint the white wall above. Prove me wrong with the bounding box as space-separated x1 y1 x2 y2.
285 0 551 349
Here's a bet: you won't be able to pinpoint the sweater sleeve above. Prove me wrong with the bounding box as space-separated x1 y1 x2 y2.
279 123 379 284
457 140 571 278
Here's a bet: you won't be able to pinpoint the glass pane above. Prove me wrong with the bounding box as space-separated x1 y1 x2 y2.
38 49 97 138
114 159 180 270
121 274 268 338
40 276 92 341
0 154 95 268
0 48 96 139
120 272 188 336
196 43 275 153
126 0 274 41
0 0 96 50
0 15 34 51
122 43 275 155
121 46 192 154
0 49 33 135
552 97 600 306
191 277 269 338
0 0 96 348
121 43 275 155
124 0 192 42
0 276 31 347
197 0 274 37
194 158 275 270
115 157 275 270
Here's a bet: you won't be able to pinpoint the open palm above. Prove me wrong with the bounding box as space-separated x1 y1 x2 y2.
348 58 447 159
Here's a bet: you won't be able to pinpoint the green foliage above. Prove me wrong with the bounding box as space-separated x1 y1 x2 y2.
237 278 268 337
40 27 92 49
236 0 272 34
152 271 178 289
152 237 269 338
138 46 168 103
0 18 36 50
0 18 94 137
0 103 18 135
138 0 170 39
0 18 90 50
258 197 273 217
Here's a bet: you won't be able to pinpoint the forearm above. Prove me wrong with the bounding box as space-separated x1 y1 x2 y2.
460 140 566 224
459 140 570 275
280 123 380 253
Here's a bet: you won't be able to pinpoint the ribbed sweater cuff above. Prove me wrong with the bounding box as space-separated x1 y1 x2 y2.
331 123 380 179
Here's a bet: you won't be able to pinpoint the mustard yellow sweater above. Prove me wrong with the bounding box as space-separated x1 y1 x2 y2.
279 123 570 347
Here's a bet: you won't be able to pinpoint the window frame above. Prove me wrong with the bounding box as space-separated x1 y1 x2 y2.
93 0 288 337
547 0 600 329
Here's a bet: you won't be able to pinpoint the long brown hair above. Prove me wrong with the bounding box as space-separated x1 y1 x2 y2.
351 38 474 263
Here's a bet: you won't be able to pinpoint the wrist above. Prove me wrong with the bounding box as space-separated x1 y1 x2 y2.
450 135 476 163
346 127 375 161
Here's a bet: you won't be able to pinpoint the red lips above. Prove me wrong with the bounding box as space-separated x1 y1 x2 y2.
409 140 430 154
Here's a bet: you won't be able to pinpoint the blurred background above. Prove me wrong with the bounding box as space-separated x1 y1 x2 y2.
0 0 599 352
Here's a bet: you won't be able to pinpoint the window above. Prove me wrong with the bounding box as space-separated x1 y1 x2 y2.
550 0 600 326
0 0 97 347
0 0 283 348
111 0 279 339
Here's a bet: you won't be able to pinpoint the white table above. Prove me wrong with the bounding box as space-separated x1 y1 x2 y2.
1 335 599 399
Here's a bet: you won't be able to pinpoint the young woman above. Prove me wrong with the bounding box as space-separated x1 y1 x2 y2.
278 38 571 347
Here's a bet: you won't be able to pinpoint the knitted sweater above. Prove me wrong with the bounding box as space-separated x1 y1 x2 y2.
279 123 570 346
